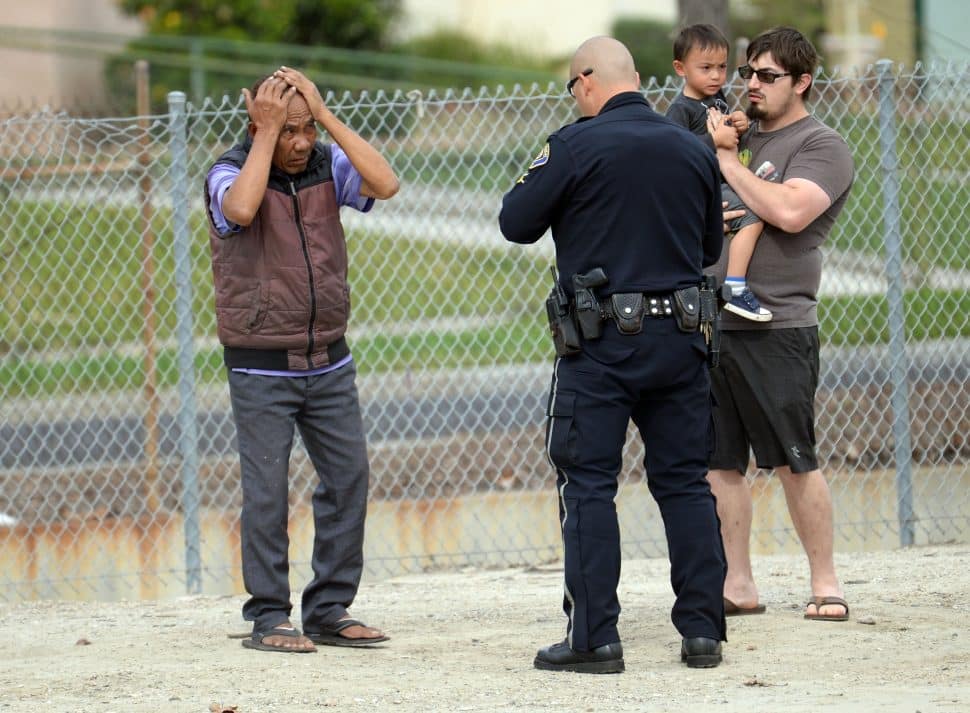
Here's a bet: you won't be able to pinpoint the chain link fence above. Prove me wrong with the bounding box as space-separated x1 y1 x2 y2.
1 62 967 602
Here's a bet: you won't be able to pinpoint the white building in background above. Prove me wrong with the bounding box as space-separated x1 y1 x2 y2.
821 0 969 71
398 0 676 59
921 0 970 63
0 0 141 109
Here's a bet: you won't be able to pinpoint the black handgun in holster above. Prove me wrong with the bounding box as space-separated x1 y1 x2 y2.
699 274 731 368
572 268 609 340
545 267 581 357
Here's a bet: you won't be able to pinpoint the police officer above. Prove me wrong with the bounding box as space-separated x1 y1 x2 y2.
499 36 727 673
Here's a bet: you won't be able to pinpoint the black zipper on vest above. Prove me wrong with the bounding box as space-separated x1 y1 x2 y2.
290 179 317 361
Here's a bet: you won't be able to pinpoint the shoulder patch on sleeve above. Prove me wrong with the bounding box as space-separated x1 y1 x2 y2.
529 142 550 169
516 142 551 184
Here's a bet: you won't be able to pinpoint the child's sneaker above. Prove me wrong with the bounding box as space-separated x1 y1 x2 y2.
724 288 772 322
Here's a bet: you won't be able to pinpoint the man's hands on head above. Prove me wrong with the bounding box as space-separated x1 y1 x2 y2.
267 66 399 200
224 77 296 228
242 76 296 136
273 66 329 122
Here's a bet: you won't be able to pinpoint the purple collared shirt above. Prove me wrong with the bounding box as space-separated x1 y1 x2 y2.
231 354 353 378
206 143 373 377
206 143 374 235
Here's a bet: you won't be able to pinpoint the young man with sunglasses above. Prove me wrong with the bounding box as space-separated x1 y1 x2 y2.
705 27 855 622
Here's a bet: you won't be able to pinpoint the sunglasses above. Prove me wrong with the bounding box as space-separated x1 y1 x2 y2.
737 65 792 84
566 68 593 96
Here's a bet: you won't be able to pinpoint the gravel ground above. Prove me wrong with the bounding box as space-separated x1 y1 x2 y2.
2 545 968 713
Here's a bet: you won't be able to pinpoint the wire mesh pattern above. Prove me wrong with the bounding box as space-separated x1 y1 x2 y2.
0 62 968 602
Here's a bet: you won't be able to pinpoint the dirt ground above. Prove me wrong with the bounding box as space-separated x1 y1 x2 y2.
1 544 968 713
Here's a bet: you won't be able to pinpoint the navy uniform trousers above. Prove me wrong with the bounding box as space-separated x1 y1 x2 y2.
545 318 727 651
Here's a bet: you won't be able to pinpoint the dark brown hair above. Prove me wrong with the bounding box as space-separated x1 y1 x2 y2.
746 27 819 102
673 24 729 62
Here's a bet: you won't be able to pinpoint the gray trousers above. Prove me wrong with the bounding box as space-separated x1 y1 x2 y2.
228 363 369 634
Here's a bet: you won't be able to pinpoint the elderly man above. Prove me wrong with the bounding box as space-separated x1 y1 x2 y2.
204 67 398 653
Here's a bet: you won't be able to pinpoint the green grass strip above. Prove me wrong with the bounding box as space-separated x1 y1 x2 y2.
3 290 967 400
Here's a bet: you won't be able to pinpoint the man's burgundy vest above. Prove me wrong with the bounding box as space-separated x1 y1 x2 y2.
205 140 351 370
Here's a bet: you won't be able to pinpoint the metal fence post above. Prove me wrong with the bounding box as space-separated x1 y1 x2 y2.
875 60 915 547
190 39 205 107
167 91 203 592
136 60 161 516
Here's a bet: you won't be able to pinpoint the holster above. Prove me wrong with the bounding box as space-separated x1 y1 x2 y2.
574 288 604 340
572 268 609 340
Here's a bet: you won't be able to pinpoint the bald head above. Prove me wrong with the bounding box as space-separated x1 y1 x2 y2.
571 36 638 90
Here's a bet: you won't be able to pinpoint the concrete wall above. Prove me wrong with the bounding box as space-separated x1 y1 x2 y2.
3 465 966 601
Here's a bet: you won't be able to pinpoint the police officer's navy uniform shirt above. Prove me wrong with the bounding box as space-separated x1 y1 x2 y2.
499 91 723 296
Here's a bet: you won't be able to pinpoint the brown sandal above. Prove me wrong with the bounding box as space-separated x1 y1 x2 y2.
306 618 390 647
804 596 849 621
241 626 316 652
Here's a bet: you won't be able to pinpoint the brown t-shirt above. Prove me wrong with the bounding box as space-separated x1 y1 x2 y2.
710 115 855 330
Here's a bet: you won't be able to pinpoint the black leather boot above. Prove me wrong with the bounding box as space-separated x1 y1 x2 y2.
680 637 722 668
534 639 625 674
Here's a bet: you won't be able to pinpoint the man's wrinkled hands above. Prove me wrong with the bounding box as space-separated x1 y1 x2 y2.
242 76 295 135
274 66 328 119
